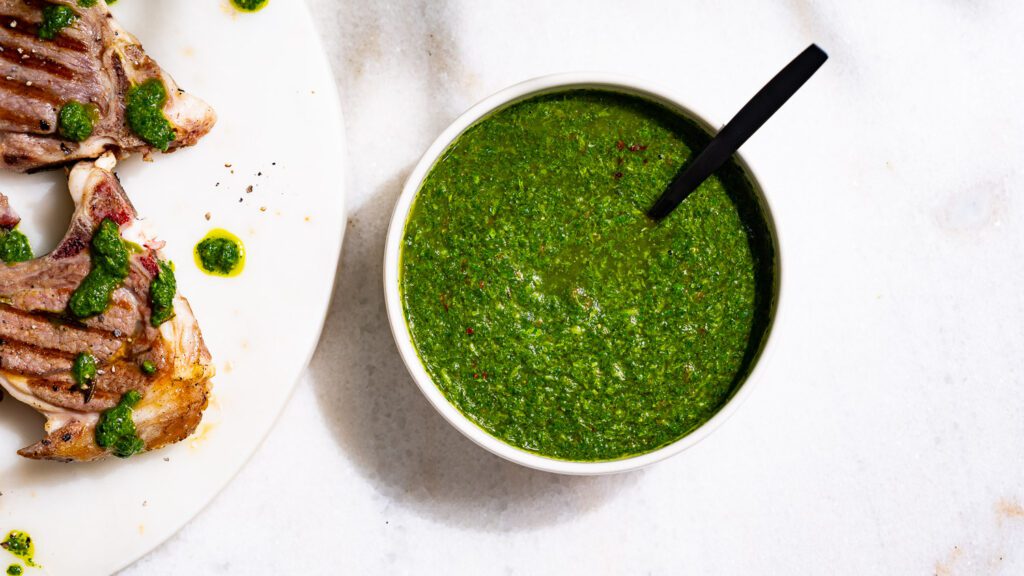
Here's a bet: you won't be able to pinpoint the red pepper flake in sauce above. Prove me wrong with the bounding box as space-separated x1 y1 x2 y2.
466 327 474 335
615 140 625 150
613 172 623 180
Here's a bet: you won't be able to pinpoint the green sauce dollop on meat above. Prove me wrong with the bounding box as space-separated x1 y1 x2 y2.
0 229 32 263
96 390 145 458
71 351 98 402
58 101 97 142
38 4 77 40
125 79 175 151
68 218 129 319
149 260 176 327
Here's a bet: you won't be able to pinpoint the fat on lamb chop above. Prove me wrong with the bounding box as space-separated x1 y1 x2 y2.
0 152 213 461
0 0 215 172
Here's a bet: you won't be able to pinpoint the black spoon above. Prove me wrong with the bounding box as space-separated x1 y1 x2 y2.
647 44 828 221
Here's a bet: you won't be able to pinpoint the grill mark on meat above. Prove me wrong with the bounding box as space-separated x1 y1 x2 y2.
0 1 214 172
0 14 88 53
28 376 114 411
0 104 39 131
26 357 148 411
0 154 214 461
0 304 126 357
2 150 26 165
0 340 73 375
0 42 76 79
0 73 62 105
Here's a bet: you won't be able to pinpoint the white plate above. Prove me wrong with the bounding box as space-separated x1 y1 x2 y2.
0 2 345 574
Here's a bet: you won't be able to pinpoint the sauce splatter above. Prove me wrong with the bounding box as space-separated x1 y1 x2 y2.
1 531 37 568
194 229 245 277
231 0 268 12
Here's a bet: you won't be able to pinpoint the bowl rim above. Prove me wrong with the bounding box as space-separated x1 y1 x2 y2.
383 71 782 475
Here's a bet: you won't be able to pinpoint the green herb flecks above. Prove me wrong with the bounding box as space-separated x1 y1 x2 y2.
95 390 145 458
68 218 129 319
125 79 175 151
148 260 175 327
7 564 22 575
140 360 156 375
1 532 36 568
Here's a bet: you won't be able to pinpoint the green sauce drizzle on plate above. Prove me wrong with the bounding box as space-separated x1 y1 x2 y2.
194 229 245 277
231 0 268 12
1 531 36 568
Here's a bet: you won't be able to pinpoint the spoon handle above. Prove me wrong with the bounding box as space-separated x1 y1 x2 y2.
647 44 828 221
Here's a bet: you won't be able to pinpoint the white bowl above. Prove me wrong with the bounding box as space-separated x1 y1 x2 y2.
384 72 780 475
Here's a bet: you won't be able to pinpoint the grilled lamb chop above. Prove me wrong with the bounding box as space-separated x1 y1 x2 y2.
0 0 215 172
0 152 213 461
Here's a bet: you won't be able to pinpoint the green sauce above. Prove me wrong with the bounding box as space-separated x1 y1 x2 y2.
194 229 245 276
71 352 97 401
149 260 176 327
7 565 21 575
58 101 97 142
400 91 775 461
68 218 129 320
231 0 268 12
0 229 32 264
96 390 145 458
1 532 35 568
38 4 76 41
125 79 175 151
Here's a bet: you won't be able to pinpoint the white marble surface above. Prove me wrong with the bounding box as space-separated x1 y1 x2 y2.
122 1 1024 574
